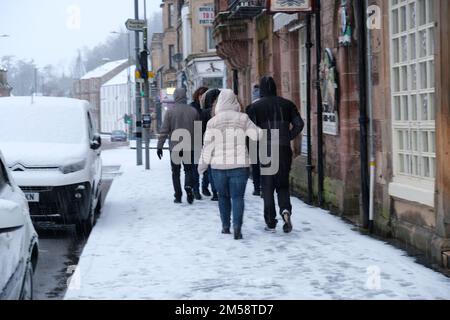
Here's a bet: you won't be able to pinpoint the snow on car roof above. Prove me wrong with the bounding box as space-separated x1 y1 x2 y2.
81 59 128 80
102 66 136 87
0 96 89 110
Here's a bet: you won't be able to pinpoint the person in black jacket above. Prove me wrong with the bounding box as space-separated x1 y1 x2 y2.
247 76 304 233
190 87 208 200
199 88 221 201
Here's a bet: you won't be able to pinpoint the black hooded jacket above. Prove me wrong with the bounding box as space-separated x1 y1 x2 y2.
247 76 304 149
201 89 221 135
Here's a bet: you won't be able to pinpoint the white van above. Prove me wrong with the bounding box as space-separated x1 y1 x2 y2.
0 97 103 236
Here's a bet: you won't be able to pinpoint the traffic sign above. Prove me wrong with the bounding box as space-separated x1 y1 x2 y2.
125 19 146 32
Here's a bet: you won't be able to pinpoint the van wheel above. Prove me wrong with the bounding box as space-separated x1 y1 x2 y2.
76 196 95 238
19 262 34 300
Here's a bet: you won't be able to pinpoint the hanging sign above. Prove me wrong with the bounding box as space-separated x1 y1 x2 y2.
268 0 314 13
320 48 339 136
198 6 215 25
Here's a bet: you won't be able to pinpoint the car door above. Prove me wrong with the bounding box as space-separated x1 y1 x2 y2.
0 157 27 300
87 111 102 199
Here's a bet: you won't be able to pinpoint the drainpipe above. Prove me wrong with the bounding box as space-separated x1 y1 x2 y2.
315 0 325 207
356 0 370 229
366 0 375 233
306 14 314 205
233 69 239 95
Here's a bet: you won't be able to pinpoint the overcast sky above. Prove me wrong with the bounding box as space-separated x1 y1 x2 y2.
0 0 161 70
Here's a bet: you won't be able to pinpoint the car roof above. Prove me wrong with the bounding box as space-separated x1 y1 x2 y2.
0 96 91 112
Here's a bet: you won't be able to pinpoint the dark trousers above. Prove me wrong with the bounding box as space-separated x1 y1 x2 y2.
171 151 194 200
251 163 261 192
262 148 293 228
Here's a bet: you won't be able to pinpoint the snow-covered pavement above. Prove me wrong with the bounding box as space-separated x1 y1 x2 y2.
65 147 450 300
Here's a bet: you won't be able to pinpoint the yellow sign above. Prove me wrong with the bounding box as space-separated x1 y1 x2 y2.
148 71 155 79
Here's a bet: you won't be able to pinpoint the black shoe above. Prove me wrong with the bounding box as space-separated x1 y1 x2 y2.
234 227 243 240
222 227 231 234
211 192 219 201
185 187 194 204
202 188 212 197
174 198 182 204
282 210 293 233
252 189 261 196
194 192 202 200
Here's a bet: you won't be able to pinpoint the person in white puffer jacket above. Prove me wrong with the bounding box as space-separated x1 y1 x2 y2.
198 89 263 240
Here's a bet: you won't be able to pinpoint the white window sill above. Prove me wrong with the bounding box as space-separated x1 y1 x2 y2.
388 179 435 208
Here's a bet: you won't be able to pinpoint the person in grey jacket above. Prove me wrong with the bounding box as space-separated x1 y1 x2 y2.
157 88 201 204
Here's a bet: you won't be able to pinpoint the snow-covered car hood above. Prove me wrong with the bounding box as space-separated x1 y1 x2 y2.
0 142 88 168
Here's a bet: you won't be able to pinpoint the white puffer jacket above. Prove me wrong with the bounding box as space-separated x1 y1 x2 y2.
198 89 262 174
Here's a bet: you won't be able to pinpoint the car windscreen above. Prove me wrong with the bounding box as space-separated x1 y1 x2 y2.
0 104 87 144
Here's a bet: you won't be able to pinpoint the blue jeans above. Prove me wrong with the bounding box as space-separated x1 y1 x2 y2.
211 168 249 229
208 166 217 193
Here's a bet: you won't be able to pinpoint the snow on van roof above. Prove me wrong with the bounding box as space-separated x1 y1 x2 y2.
0 96 89 110
0 96 89 145
81 59 128 80
102 66 136 87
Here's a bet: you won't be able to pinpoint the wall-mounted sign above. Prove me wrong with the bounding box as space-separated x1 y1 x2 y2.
268 0 314 13
198 6 215 25
320 48 339 136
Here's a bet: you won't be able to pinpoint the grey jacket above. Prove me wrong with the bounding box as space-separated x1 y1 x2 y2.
157 88 201 151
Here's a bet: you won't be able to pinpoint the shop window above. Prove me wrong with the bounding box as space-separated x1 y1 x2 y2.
390 0 436 183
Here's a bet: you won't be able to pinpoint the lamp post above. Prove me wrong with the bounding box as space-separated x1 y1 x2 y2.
111 31 133 140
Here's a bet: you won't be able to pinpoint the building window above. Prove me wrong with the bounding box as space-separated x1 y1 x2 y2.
168 3 175 28
298 26 309 156
169 45 175 69
206 27 216 52
390 0 436 182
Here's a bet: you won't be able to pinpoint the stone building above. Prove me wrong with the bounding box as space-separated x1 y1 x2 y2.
73 59 129 130
0 68 12 97
213 0 450 269
159 0 179 88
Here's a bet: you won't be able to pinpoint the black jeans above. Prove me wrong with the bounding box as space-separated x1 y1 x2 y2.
171 151 194 200
261 148 293 228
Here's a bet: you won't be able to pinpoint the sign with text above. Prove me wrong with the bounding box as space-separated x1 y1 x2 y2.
125 19 146 31
198 6 215 25
268 0 314 13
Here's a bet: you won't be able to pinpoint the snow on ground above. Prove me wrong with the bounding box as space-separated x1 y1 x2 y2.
65 147 450 300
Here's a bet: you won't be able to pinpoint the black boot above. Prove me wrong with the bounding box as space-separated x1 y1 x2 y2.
222 227 231 234
185 187 194 204
194 192 202 200
202 188 211 197
174 198 182 204
282 210 293 233
234 227 243 240
211 192 219 201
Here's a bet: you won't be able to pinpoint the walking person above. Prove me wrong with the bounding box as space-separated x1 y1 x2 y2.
157 88 200 204
190 86 209 200
200 88 221 201
247 76 304 233
246 84 262 196
199 89 262 240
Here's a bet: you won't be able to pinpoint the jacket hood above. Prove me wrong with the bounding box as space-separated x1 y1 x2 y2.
174 88 188 104
203 89 221 109
259 76 277 97
215 89 241 114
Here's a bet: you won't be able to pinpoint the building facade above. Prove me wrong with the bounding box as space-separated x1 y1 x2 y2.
73 59 129 129
100 66 136 134
213 0 450 269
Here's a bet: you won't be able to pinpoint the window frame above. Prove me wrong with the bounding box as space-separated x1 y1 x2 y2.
388 0 437 205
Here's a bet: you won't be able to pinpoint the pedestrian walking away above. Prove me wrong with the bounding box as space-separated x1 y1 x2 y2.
157 88 201 204
199 88 221 201
190 86 209 200
247 76 304 233
199 89 262 240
